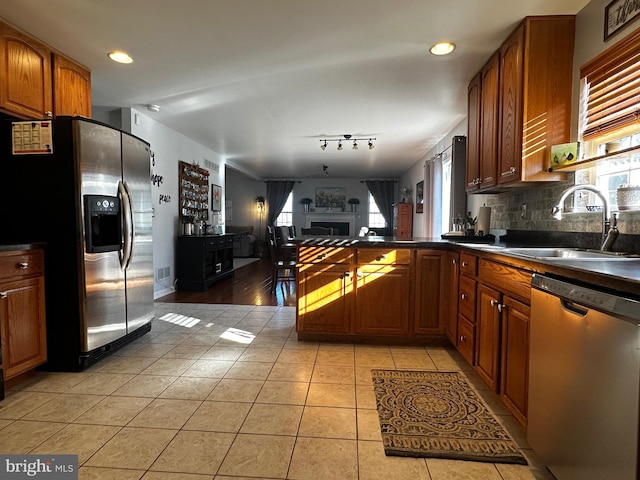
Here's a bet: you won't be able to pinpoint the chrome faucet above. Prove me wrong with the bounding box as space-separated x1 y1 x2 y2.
551 184 618 251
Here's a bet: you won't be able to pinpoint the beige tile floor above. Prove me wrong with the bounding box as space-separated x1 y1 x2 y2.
0 303 555 480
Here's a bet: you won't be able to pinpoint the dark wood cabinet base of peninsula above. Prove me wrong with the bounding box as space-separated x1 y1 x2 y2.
176 234 234 292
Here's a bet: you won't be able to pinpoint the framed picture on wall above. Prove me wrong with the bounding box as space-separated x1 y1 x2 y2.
211 184 222 211
416 181 424 213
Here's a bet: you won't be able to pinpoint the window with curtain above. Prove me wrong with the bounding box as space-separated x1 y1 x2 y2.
368 193 386 228
577 26 640 209
275 192 293 226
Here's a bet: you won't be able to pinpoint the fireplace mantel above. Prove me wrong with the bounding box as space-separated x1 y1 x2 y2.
304 212 357 235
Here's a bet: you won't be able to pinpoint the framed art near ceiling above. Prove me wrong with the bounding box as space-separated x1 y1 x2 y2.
604 0 640 40
416 181 424 213
211 184 222 212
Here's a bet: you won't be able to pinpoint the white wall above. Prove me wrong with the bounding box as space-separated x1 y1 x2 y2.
399 119 467 237
96 108 227 299
225 167 266 238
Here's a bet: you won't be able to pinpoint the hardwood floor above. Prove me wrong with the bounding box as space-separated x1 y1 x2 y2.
155 258 296 306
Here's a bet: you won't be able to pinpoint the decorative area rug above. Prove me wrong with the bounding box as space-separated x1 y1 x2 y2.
371 370 527 465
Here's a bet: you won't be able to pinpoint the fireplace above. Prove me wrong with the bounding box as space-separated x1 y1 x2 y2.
305 212 356 236
311 221 349 235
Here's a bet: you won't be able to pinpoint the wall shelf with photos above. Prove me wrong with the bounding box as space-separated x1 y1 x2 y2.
548 145 640 173
179 160 209 221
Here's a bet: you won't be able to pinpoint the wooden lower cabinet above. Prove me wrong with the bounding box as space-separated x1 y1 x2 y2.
297 264 353 334
444 251 460 343
456 315 475 365
500 295 530 426
414 250 447 335
0 249 47 380
474 278 531 426
297 246 453 341
475 283 502 392
355 264 410 335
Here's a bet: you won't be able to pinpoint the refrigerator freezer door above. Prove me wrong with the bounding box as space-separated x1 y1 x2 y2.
76 120 127 352
121 132 154 333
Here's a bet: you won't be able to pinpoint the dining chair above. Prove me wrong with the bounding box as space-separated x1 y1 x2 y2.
267 225 297 294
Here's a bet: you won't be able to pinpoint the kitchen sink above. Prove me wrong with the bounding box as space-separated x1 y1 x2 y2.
502 247 637 260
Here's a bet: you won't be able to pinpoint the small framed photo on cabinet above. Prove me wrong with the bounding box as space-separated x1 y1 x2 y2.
211 184 222 211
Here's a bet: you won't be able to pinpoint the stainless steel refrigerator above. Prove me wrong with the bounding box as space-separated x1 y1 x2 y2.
0 117 154 371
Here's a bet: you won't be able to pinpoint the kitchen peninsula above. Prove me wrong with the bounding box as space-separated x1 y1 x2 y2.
295 235 640 425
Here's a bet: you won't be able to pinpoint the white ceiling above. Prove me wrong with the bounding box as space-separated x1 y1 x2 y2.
0 0 589 179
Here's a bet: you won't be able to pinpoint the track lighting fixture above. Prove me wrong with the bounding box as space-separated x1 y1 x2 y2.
319 134 376 151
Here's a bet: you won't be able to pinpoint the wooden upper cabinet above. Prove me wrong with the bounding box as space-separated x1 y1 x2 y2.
0 23 53 119
53 53 91 117
497 16 574 186
466 72 481 192
479 52 500 190
497 24 524 185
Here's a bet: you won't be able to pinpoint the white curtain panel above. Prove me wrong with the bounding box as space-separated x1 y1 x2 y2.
423 156 443 238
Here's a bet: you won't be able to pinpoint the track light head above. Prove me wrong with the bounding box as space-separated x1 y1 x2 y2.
318 136 376 151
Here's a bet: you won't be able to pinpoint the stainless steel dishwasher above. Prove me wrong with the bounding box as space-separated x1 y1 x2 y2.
528 274 640 480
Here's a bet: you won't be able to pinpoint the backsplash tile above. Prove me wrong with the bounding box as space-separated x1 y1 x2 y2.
480 179 640 235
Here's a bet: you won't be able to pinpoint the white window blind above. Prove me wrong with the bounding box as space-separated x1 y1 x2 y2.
580 27 640 140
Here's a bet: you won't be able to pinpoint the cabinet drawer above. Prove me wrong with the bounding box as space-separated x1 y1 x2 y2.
478 258 531 301
459 252 478 276
458 274 476 322
357 248 411 265
0 250 44 280
298 246 353 264
457 315 475 365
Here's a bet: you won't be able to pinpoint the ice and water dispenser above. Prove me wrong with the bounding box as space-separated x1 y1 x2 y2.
83 195 122 253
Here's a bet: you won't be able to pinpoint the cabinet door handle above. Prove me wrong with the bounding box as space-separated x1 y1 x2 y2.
490 299 499 307
17 262 29 270
0 292 7 298
459 335 466 343
497 303 505 313
45 111 53 118
501 166 517 176
316 253 327 260
461 261 469 267
460 293 467 300
375 254 387 261
452 259 457 265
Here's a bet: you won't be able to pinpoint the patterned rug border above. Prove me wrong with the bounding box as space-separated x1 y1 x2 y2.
371 369 527 465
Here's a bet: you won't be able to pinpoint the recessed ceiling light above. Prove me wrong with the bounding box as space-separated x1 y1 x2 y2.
108 51 134 64
430 42 456 56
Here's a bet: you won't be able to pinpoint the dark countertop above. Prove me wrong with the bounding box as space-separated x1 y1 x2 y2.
0 243 46 252
295 235 640 294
